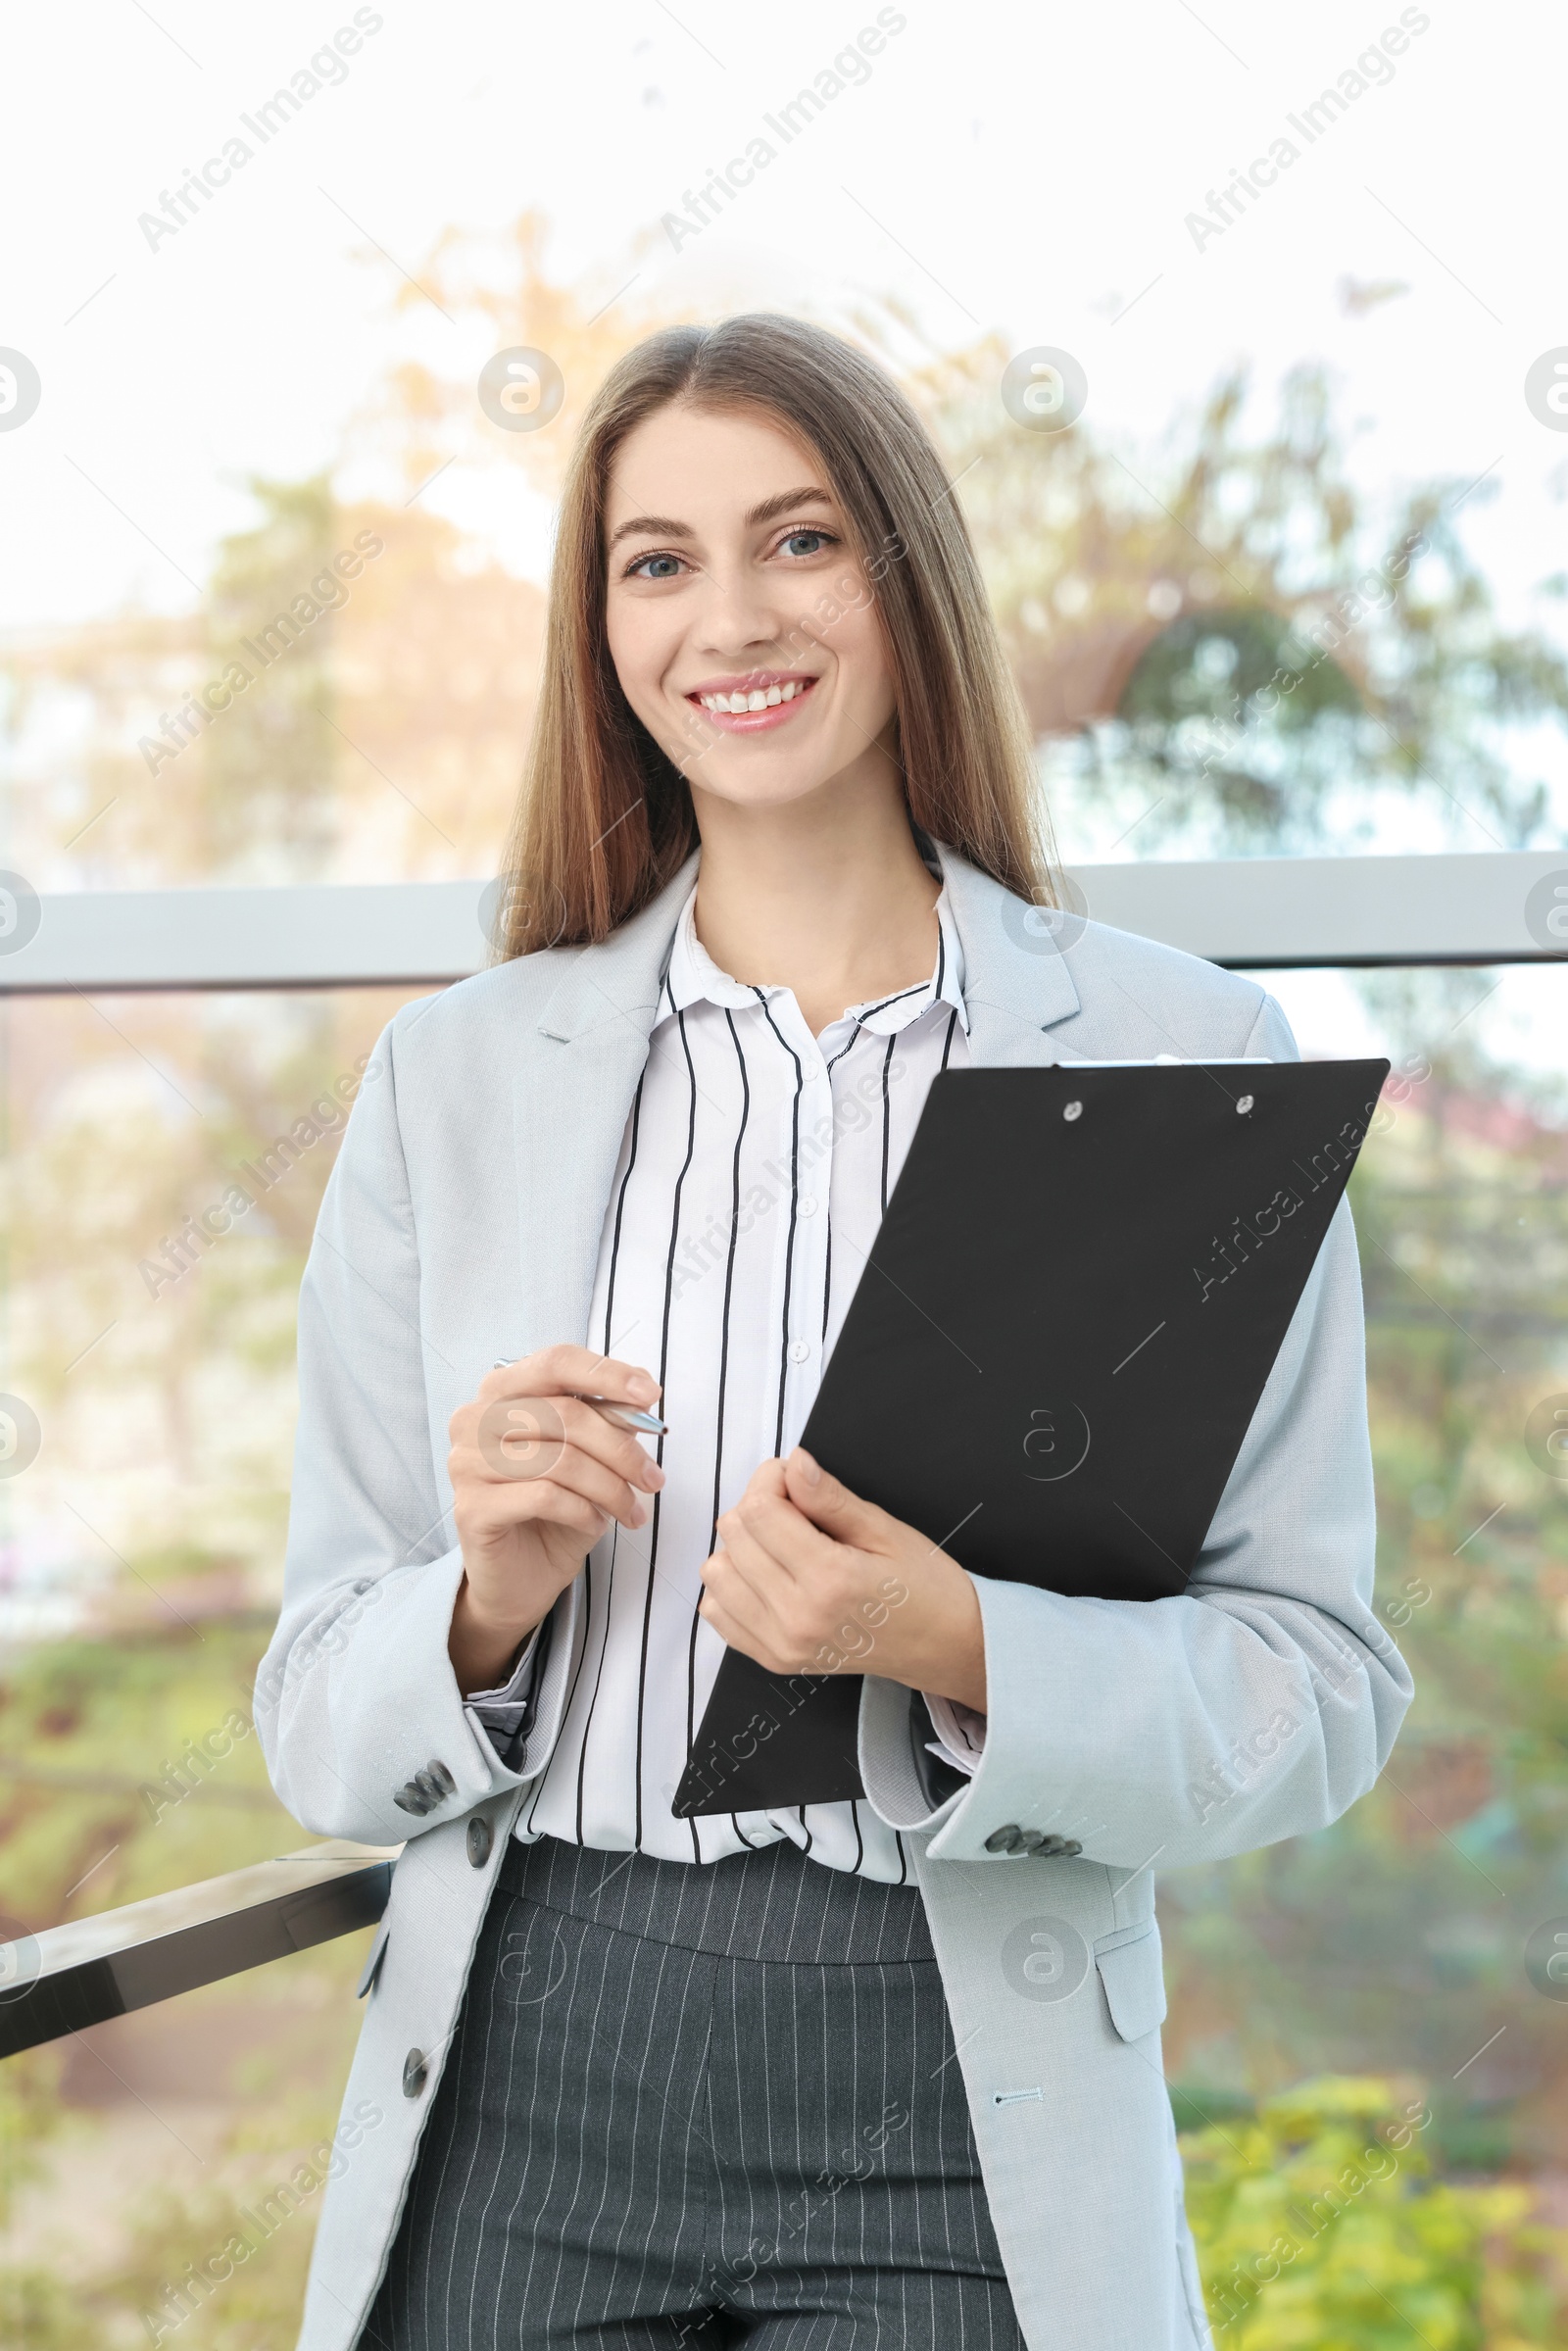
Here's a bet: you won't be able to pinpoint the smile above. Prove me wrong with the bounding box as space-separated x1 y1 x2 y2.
686 673 818 731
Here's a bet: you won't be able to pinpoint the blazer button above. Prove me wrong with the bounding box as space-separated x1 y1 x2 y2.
403 2047 429 2099
466 1816 493 1868
1013 1829 1046 1853
984 1825 1023 1854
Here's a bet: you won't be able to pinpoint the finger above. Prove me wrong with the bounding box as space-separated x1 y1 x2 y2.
698 1549 796 1669
706 1530 781 1621
727 1486 842 1585
543 1442 650 1528
458 1478 611 1545
783 1448 893 1549
479 1344 661 1409
712 1500 806 1597
553 1399 663 1490
453 1441 647 1529
463 1399 660 1494
698 1545 771 1637
699 1547 855 1679
453 1396 564 1473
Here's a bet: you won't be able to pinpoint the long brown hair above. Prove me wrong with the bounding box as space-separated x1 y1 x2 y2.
495 314 1056 957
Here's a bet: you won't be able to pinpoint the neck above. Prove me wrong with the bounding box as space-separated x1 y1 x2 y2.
689 756 940 1036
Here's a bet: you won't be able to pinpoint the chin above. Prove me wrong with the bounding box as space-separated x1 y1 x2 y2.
698 763 838 812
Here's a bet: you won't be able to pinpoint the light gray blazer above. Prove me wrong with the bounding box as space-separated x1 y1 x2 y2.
257 843 1412 2351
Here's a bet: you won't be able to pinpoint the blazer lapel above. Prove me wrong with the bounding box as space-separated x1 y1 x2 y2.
510 842 1079 1350
936 841 1083 1069
512 855 699 1353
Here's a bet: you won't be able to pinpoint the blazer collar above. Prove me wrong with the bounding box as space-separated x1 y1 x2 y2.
514 843 1081 1352
931 840 1081 1066
535 841 1081 1062
536 852 701 1047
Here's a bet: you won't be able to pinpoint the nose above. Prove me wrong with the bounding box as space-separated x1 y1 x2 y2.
689 562 796 663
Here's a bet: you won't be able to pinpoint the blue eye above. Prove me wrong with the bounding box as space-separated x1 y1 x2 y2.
780 529 830 558
631 553 685 580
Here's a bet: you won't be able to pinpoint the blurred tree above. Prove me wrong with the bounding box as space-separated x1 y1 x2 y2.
352 208 695 504
200 475 340 880
1160 982 1568 2166
1182 2075 1568 2346
890 333 1568 855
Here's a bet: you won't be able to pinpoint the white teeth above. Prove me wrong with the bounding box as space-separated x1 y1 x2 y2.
697 679 809 712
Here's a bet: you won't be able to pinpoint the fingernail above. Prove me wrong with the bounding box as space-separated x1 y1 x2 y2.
647 1464 666 1489
794 1446 822 1487
629 1374 659 1403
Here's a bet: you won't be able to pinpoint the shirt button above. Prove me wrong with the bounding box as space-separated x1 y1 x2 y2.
799 1196 818 1217
788 1340 810 1365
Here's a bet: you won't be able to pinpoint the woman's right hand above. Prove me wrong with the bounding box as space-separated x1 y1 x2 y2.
446 1345 664 1695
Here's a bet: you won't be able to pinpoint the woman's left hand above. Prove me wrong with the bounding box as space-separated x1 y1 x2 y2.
699 1447 987 1712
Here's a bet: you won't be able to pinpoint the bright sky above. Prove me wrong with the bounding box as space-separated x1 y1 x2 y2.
3 0 1565 631
2 0 1564 1076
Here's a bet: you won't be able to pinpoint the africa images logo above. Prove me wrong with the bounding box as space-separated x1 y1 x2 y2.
1184 8 1432 253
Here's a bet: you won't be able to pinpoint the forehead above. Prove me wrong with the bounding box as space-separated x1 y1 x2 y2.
605 402 828 528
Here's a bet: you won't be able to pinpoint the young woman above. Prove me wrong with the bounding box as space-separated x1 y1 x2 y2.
259 315 1410 2351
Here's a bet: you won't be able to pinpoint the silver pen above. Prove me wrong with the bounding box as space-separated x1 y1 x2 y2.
491 1361 666 1436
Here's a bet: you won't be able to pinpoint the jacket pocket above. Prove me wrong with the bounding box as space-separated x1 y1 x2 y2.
1095 1924 1167 2042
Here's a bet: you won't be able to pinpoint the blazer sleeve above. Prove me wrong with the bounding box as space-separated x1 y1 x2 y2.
253 1011 579 1845
858 991 1414 1869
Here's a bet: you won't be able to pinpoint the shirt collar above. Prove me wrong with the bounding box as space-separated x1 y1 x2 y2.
661 886 969 1036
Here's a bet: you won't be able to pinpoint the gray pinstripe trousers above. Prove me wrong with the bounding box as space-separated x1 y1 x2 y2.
362 1835 1026 2349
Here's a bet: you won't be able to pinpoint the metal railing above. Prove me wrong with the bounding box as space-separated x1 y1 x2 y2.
0 1842 396 2060
2 852 1566 992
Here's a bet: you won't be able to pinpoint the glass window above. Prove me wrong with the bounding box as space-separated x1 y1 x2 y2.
0 987 423 2340
1166 962 1568 2330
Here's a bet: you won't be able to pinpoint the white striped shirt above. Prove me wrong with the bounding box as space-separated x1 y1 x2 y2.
473 885 985 1882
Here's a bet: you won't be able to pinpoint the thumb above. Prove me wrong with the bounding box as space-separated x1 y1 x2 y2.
784 1447 888 1547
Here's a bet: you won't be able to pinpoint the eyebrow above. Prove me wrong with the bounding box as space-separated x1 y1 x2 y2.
607 485 834 549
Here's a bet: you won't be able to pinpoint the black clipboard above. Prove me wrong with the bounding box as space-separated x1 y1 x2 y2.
672 1055 1388 1818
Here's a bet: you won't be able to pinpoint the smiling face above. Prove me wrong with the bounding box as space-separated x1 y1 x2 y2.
603 402 900 816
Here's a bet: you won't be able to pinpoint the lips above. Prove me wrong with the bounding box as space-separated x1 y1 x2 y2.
685 673 819 733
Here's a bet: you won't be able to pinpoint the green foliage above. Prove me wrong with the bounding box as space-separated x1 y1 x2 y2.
1182 2077 1568 2348
0 1690 361 2344
1158 966 1568 2171
0 1619 296 1929
0 2135 328 2349
899 337 1568 854
0 2265 82 2351
0 2050 66 2232
86 2126 326 2351
0 1619 368 2348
